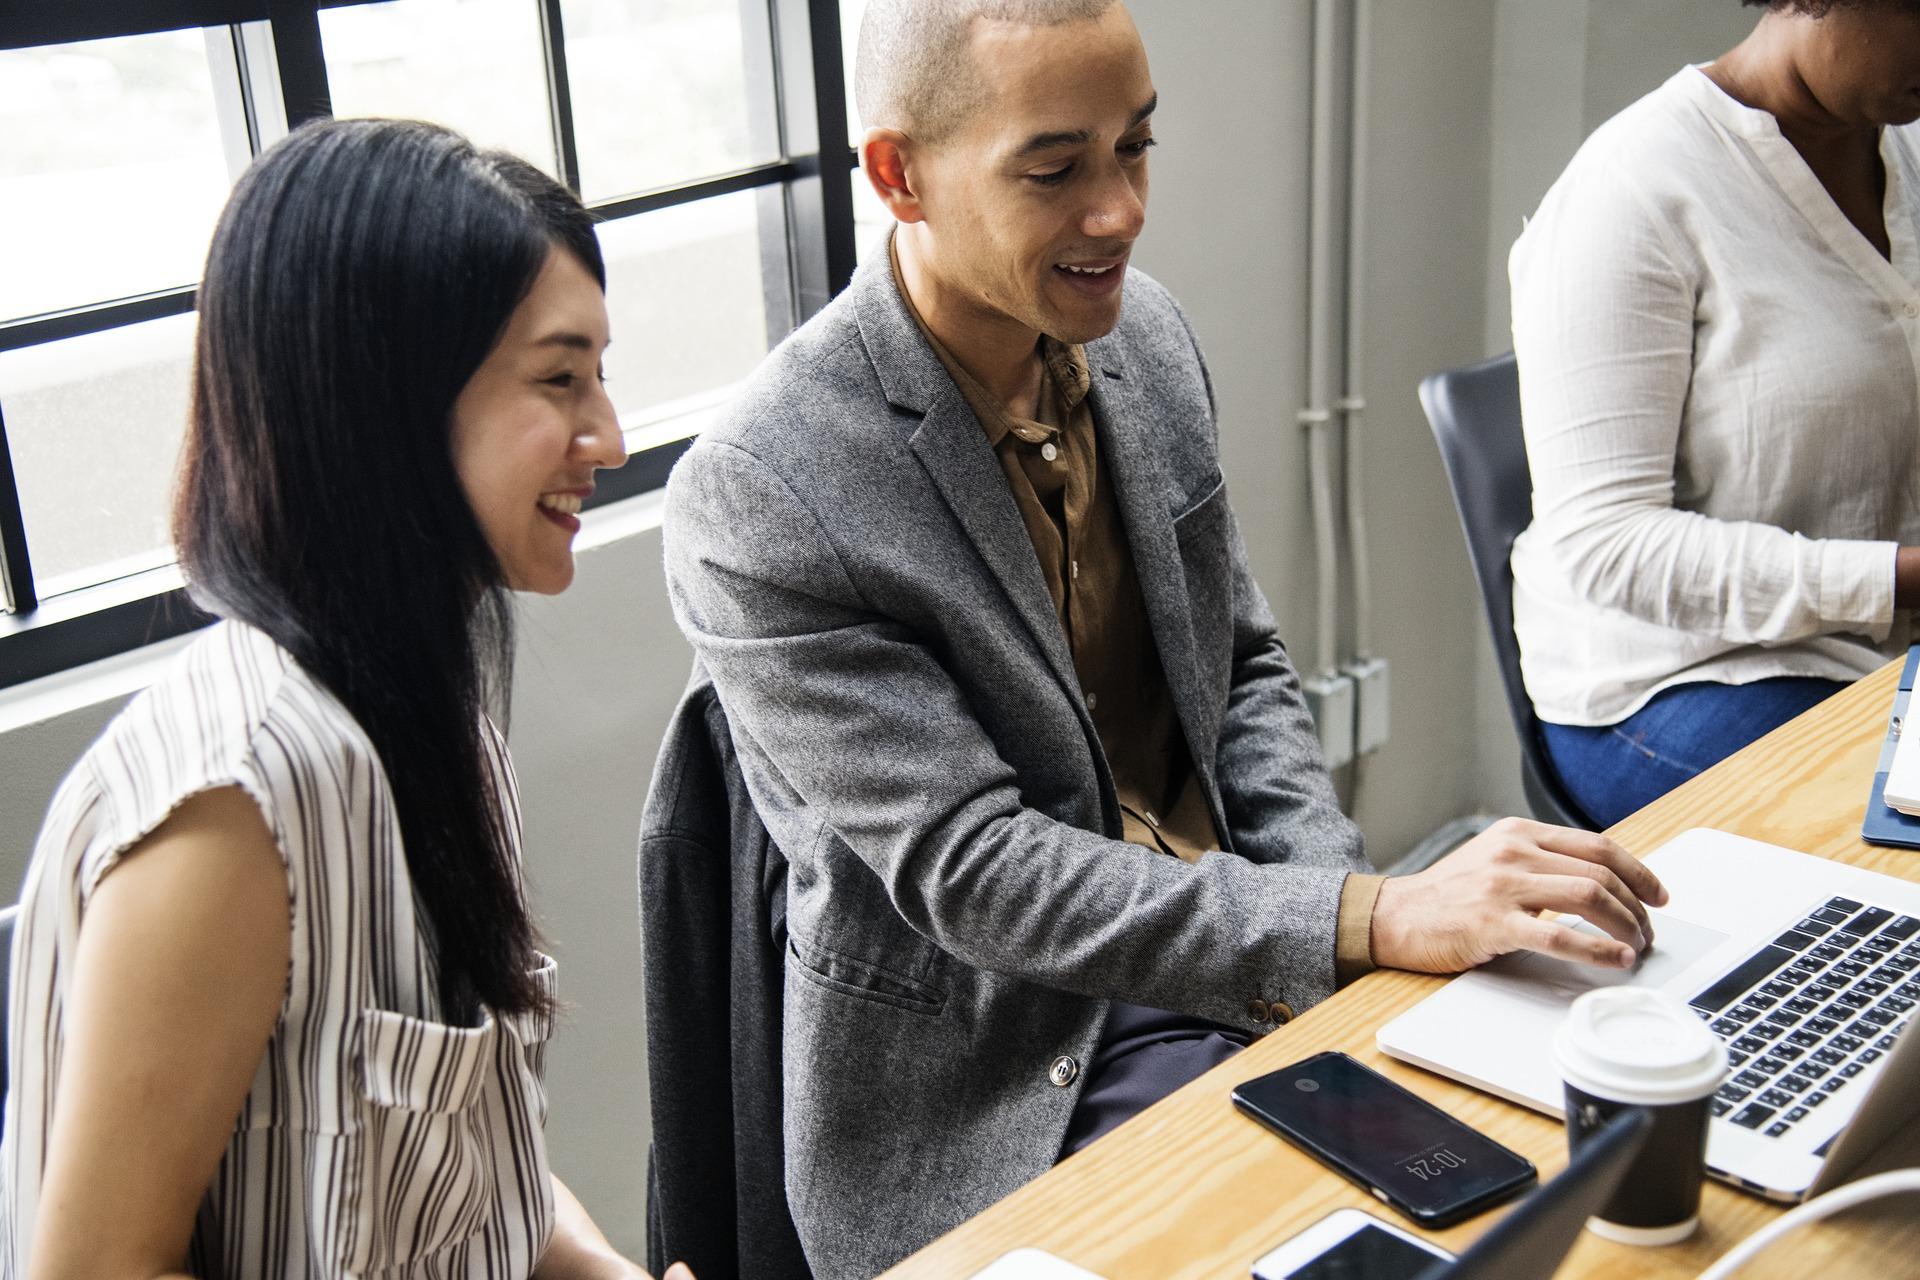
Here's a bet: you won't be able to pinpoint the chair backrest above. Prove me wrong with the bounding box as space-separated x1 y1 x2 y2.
1419 353 1592 829
1 903 15 1133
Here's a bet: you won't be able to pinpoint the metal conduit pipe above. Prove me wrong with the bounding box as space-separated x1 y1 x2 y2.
1341 0 1375 665
1299 0 1355 771
1304 0 1342 677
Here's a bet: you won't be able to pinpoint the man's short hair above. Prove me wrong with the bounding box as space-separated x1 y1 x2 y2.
854 0 1118 142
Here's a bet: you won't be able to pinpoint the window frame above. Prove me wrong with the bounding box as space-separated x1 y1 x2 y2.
0 0 857 687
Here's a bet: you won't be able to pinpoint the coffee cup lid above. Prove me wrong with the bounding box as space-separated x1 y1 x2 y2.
1553 988 1728 1105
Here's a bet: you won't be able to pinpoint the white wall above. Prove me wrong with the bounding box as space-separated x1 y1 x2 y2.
0 0 1767 1257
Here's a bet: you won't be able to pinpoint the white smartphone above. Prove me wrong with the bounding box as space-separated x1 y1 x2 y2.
1250 1207 1453 1280
966 1247 1107 1280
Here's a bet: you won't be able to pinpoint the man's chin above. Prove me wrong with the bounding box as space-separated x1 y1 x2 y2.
1043 294 1127 346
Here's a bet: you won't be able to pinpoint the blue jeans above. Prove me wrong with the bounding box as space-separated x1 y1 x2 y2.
1542 677 1848 829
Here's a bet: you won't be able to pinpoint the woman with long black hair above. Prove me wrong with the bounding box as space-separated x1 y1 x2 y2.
0 119 692 1280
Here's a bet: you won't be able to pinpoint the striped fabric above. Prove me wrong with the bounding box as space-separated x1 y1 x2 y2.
0 622 556 1278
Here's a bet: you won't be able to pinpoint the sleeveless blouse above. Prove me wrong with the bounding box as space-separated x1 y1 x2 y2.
0 621 556 1278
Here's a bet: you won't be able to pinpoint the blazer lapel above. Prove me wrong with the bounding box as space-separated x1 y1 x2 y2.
907 397 1081 694
849 248 1082 697
1086 357 1214 772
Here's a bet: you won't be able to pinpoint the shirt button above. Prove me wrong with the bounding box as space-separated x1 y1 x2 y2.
1247 998 1272 1024
1049 1055 1079 1087
1906 302 1919 318
1085 691 1098 711
1040 442 1059 462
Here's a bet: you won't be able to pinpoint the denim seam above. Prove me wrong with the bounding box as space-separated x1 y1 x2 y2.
1605 726 1706 780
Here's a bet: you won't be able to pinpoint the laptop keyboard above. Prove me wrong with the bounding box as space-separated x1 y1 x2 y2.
1687 896 1917 1141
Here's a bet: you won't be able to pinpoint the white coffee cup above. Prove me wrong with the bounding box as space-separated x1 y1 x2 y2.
1553 987 1729 1245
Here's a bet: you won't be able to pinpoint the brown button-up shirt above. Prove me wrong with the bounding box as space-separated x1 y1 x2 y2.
892 246 1380 982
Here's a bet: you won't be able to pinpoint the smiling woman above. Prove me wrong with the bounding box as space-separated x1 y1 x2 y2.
1 119 686 1280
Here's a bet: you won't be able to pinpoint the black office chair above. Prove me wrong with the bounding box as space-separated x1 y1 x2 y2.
1419 352 1595 831
1 904 14 1136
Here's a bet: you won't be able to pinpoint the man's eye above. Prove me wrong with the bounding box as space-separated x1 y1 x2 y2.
1028 165 1074 187
544 373 577 389
1121 136 1158 158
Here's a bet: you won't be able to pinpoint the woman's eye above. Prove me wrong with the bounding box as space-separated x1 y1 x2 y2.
544 372 578 389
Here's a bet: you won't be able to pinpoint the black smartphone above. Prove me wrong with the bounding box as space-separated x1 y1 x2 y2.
1231 1051 1536 1228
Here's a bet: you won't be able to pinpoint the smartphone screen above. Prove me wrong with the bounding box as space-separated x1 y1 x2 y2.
1253 1223 1446 1280
1232 1052 1535 1226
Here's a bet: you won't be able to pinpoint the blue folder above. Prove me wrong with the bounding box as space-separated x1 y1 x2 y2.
1861 644 1920 849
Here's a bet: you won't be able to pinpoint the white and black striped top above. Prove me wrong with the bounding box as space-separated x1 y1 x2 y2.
0 621 556 1278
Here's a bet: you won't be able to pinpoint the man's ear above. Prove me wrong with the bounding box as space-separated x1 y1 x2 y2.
860 129 926 224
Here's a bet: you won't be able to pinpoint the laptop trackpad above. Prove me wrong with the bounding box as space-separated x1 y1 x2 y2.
1375 912 1736 1115
1480 912 1731 1002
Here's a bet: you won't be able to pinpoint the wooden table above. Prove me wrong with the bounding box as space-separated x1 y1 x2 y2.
882 660 1920 1279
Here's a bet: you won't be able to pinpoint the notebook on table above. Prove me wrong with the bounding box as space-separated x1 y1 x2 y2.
1863 644 1920 849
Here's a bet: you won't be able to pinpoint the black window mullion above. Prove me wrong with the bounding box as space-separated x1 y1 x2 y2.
586 161 799 222
767 0 856 321
536 0 583 193
0 287 199 355
0 403 38 615
268 0 332 126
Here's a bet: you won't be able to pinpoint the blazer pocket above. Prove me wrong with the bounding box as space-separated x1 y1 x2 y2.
337 1007 500 1275
788 933 947 1016
1171 475 1227 536
1172 480 1233 685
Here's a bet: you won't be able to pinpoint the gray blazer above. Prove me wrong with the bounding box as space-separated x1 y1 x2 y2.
663 251 1369 1278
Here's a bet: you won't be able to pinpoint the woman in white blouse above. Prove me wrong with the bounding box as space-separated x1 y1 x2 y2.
1 121 693 1280
1510 0 1920 828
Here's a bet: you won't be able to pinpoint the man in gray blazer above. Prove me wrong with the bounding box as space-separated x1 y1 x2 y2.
663 1 1666 1273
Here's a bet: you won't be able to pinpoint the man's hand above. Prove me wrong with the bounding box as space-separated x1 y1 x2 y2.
1371 817 1668 973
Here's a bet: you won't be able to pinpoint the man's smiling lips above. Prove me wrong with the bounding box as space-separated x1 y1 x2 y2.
1052 254 1128 296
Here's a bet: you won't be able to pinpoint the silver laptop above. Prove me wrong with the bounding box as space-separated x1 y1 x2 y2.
1377 828 1920 1202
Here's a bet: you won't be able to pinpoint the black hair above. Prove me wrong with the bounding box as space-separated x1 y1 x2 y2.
177 118 604 1021
1743 0 1920 15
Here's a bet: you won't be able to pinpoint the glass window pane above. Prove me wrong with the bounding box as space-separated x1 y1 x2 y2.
850 166 891 265
321 0 558 177
562 0 779 203
0 29 231 321
597 191 770 424
0 314 197 598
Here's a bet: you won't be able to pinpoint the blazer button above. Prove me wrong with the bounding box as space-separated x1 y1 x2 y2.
1271 1002 1296 1026
1247 998 1272 1024
1049 1055 1079 1087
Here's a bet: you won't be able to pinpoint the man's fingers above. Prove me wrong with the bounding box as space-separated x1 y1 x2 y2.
1514 911 1636 969
1523 873 1648 952
1529 824 1668 908
1534 853 1653 946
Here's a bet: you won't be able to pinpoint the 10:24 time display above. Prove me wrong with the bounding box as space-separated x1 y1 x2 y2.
1403 1148 1468 1181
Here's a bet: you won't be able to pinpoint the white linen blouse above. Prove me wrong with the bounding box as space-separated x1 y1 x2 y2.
1509 66 1920 727
0 622 556 1279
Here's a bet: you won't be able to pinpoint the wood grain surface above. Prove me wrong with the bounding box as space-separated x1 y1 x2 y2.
880 660 1920 1280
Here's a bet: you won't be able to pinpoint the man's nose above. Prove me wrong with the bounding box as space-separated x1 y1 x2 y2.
1085 168 1146 241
